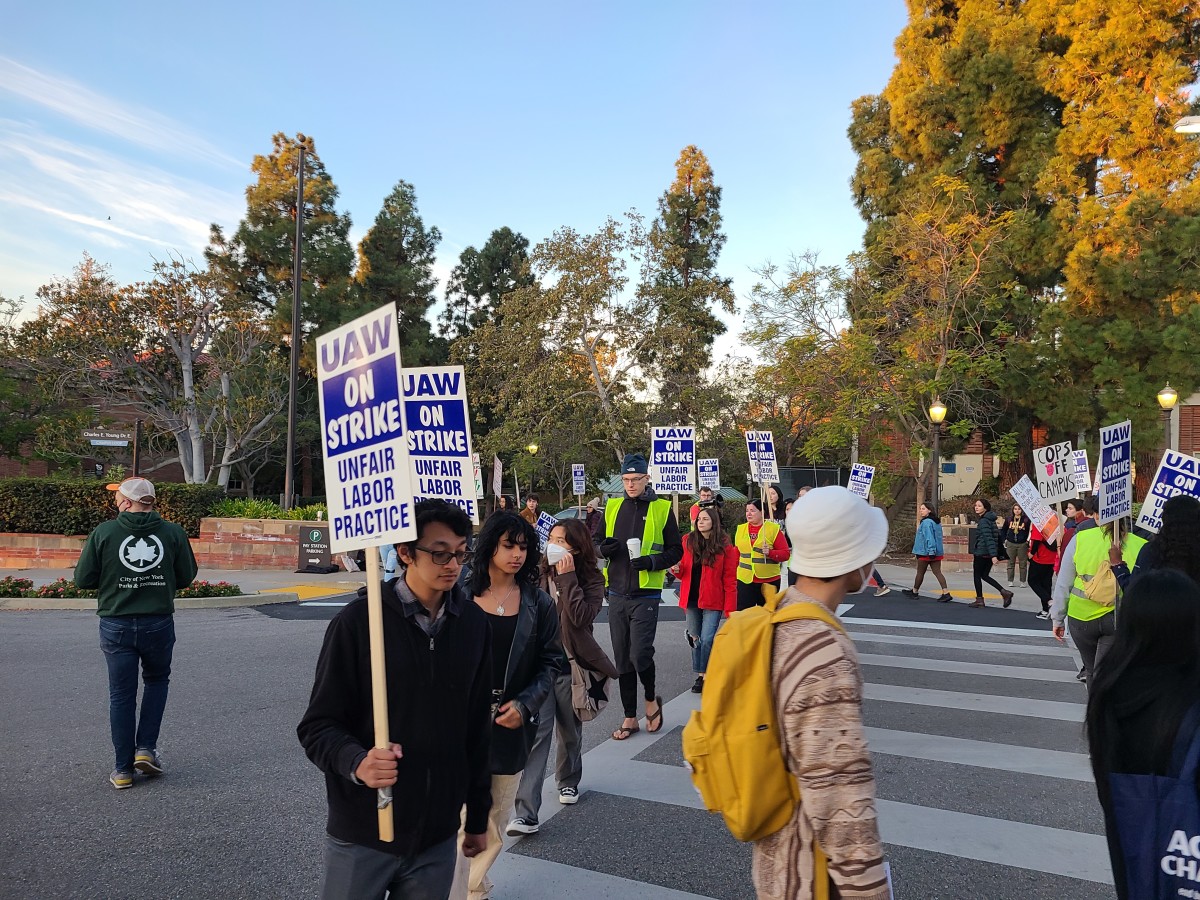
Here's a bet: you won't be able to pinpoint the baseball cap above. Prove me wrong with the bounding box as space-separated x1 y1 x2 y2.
107 477 156 504
787 486 888 578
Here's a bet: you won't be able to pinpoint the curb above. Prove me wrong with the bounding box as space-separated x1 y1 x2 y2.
0 591 301 612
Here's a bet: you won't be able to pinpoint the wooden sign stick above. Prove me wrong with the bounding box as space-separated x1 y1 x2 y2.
364 551 394 842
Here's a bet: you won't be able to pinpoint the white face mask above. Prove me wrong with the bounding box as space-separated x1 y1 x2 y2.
546 543 569 565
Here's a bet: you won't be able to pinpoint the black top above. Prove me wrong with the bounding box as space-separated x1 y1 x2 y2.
486 611 519 700
686 554 702 608
296 581 493 857
594 486 684 598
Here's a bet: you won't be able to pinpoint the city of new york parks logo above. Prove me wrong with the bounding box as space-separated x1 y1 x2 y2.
119 535 165 573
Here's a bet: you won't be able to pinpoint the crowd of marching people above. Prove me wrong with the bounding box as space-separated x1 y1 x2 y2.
294 444 1200 900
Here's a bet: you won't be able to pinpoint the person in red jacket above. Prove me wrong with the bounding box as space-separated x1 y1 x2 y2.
672 507 738 693
1028 521 1058 620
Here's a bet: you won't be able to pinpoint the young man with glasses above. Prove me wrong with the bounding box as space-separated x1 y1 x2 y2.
596 453 683 741
75 477 197 791
298 499 494 900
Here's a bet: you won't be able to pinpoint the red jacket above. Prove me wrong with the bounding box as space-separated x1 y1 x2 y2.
675 534 738 613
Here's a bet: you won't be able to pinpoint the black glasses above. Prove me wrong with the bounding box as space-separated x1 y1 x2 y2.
414 545 471 566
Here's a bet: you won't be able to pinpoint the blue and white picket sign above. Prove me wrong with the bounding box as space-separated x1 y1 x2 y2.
847 463 875 500
650 426 696 493
698 459 721 491
535 511 557 551
1135 450 1200 534
572 464 587 496
745 430 779 483
401 365 479 524
1072 449 1092 493
1098 420 1133 525
317 304 416 552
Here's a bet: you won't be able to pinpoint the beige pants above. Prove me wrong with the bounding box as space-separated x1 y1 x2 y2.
449 772 521 900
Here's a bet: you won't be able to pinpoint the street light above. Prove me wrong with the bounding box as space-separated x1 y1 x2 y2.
282 133 310 511
525 443 539 498
1158 383 1179 451
1175 116 1200 134
928 398 947 508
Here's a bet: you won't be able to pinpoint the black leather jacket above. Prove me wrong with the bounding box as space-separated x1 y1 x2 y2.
489 582 563 775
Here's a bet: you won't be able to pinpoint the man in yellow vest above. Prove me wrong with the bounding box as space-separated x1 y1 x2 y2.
734 498 790 610
596 453 683 742
1051 496 1147 682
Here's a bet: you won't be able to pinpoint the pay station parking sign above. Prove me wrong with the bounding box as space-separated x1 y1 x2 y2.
317 305 416 552
650 426 696 493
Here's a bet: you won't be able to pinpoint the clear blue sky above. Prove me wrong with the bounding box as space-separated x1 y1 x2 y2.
1 1 908 347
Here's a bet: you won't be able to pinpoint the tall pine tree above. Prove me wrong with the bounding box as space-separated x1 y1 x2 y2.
642 146 735 423
205 133 355 352
355 180 444 365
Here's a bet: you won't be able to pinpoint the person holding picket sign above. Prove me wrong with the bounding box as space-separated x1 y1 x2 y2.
1085 569 1200 900
735 499 790 610
1052 497 1147 683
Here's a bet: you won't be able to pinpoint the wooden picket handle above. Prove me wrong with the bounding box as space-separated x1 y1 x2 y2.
364 552 394 842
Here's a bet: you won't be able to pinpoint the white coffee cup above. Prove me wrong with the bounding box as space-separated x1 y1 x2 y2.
626 538 642 558
546 543 568 566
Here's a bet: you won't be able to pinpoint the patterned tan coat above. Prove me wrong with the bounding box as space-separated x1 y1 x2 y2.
752 590 890 900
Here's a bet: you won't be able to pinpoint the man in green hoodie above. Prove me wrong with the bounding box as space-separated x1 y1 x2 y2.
75 477 197 789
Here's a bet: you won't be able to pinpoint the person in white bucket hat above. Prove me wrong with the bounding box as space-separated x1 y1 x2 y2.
752 486 892 899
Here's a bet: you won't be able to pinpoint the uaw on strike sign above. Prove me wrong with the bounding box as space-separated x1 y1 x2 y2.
317 305 416 551
650 426 696 493
402 365 480 523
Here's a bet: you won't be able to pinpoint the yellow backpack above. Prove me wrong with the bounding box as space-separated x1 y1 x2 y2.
682 595 845 852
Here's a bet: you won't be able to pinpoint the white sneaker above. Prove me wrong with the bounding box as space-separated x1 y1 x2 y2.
1007 580 1015 587
558 787 579 805
506 817 539 835
1035 610 1050 620
874 585 891 597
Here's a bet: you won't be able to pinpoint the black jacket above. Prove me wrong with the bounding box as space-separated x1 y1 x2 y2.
489 583 563 775
973 510 1000 558
296 580 493 856
1000 514 1030 545
595 486 683 598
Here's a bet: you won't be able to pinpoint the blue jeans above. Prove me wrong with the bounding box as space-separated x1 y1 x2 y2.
99 614 176 772
321 834 457 900
685 607 723 675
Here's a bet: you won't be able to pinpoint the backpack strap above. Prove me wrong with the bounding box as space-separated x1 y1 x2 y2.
770 599 846 635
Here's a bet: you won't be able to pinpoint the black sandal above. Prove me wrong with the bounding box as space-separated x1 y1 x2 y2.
646 696 664 733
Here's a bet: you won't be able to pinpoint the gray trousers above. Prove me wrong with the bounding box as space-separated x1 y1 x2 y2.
320 834 457 900
1068 613 1116 682
512 670 582 824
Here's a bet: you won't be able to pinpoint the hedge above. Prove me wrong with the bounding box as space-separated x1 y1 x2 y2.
0 479 225 537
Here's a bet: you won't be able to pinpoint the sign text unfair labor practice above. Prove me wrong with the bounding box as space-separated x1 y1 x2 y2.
402 365 479 523
650 426 696 494
317 305 416 552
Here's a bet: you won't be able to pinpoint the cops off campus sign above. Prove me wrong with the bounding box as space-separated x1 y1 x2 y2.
650 426 696 493
1033 440 1077 504
316 305 416 552
401 365 479 524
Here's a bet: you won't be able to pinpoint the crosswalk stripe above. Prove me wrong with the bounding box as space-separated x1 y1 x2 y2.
490 853 714 899
864 726 1091 781
844 617 1057 638
858 652 1080 682
849 631 1076 658
863 682 1086 721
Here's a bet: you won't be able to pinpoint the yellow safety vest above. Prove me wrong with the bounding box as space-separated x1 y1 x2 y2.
1068 527 1147 622
734 521 783 584
603 496 671 590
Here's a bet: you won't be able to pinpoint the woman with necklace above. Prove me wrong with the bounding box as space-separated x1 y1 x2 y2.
451 512 561 900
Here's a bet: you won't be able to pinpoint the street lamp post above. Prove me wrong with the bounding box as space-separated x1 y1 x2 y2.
526 443 539 497
1158 383 1179 452
929 398 947 508
282 133 309 512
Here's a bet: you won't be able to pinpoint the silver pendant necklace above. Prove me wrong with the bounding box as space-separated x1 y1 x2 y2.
495 583 517 615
